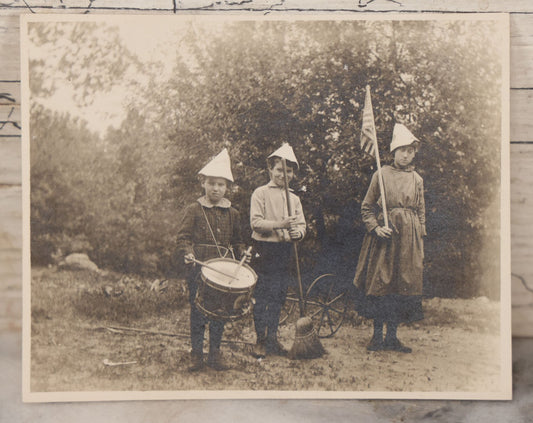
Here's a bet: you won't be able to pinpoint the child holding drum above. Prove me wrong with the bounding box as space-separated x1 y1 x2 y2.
176 148 248 372
353 124 426 353
249 144 306 357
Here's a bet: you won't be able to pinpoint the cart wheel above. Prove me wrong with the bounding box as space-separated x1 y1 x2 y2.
305 273 348 338
279 288 297 325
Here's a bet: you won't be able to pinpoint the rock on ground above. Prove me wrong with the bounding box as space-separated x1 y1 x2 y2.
58 253 99 273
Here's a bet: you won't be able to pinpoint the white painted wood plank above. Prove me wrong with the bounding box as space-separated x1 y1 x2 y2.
0 185 22 329
0 139 21 184
0 82 19 107
0 188 21 333
0 16 20 82
0 105 21 137
0 248 21 291
266 0 533 13
511 89 533 142
0 0 174 13
0 185 21 333
511 14 533 46
0 291 21 320
0 90 17 107
0 186 22 249
511 143 533 337
3 0 533 13
511 46 533 88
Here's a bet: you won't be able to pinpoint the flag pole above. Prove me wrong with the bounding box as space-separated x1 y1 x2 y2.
365 85 389 228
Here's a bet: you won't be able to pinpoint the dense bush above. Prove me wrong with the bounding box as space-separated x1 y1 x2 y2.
29 19 503 298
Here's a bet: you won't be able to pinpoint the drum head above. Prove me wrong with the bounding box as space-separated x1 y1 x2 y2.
201 258 257 290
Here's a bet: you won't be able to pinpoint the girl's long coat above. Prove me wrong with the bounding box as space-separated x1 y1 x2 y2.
353 165 426 297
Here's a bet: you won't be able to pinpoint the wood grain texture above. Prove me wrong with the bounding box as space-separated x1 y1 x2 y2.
511 90 533 142
0 139 21 184
0 2 531 339
0 82 19 104
0 185 21 332
0 15 20 82
511 46 533 88
2 0 533 13
0 105 21 136
511 143 533 337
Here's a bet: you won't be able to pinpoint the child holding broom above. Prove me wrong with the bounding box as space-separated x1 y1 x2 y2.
249 144 306 357
353 123 426 353
176 148 248 371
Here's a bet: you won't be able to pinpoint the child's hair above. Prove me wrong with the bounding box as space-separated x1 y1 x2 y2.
198 174 231 187
392 141 420 154
266 156 298 171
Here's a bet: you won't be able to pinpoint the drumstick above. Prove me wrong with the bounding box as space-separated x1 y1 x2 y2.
230 246 252 281
189 258 237 279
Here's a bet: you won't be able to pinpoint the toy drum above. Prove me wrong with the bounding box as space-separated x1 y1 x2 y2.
195 258 257 321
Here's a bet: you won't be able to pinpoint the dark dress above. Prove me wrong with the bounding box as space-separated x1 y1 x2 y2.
353 164 426 323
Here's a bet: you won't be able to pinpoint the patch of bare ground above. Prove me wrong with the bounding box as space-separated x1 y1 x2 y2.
30 267 501 393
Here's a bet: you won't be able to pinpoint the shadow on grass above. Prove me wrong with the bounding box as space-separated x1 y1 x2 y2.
73 284 189 325
31 267 189 326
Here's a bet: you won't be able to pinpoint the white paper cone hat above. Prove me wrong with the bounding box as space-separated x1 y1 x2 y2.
198 148 234 182
390 123 419 152
268 143 299 168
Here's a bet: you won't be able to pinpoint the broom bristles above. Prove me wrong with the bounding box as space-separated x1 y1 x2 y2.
288 317 326 359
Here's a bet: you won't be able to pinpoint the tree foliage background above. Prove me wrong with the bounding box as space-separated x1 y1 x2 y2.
28 18 503 298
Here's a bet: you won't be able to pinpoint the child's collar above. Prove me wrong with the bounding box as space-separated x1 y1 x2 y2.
197 196 231 209
267 180 294 191
391 163 415 172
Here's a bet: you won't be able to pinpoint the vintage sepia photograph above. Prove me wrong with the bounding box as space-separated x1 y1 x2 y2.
21 13 511 401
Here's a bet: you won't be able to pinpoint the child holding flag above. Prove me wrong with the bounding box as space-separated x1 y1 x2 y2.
353 120 426 353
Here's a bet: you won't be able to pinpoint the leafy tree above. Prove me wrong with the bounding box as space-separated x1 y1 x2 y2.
28 21 140 105
30 19 503 297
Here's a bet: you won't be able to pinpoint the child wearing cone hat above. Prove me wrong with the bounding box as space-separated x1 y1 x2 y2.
353 124 426 353
176 148 248 371
249 143 306 357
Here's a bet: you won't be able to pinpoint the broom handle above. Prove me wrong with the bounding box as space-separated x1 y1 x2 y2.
282 158 306 317
292 244 305 317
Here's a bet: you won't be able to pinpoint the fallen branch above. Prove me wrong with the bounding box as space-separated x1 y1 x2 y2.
103 359 137 366
99 324 255 346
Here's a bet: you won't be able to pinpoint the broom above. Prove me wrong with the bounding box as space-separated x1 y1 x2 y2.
281 158 325 360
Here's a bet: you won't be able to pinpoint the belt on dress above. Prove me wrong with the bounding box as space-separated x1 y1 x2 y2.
389 207 417 212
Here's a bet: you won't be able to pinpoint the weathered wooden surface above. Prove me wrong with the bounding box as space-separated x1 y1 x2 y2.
2 0 533 13
511 144 533 337
0 0 531 416
0 184 21 333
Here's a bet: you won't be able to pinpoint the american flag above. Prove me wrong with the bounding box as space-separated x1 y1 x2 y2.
360 85 377 157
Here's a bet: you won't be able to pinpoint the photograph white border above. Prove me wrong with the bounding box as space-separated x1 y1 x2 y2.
20 12 512 402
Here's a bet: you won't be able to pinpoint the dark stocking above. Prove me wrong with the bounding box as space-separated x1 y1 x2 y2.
367 319 384 351
372 319 384 341
384 321 412 353
385 321 398 342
